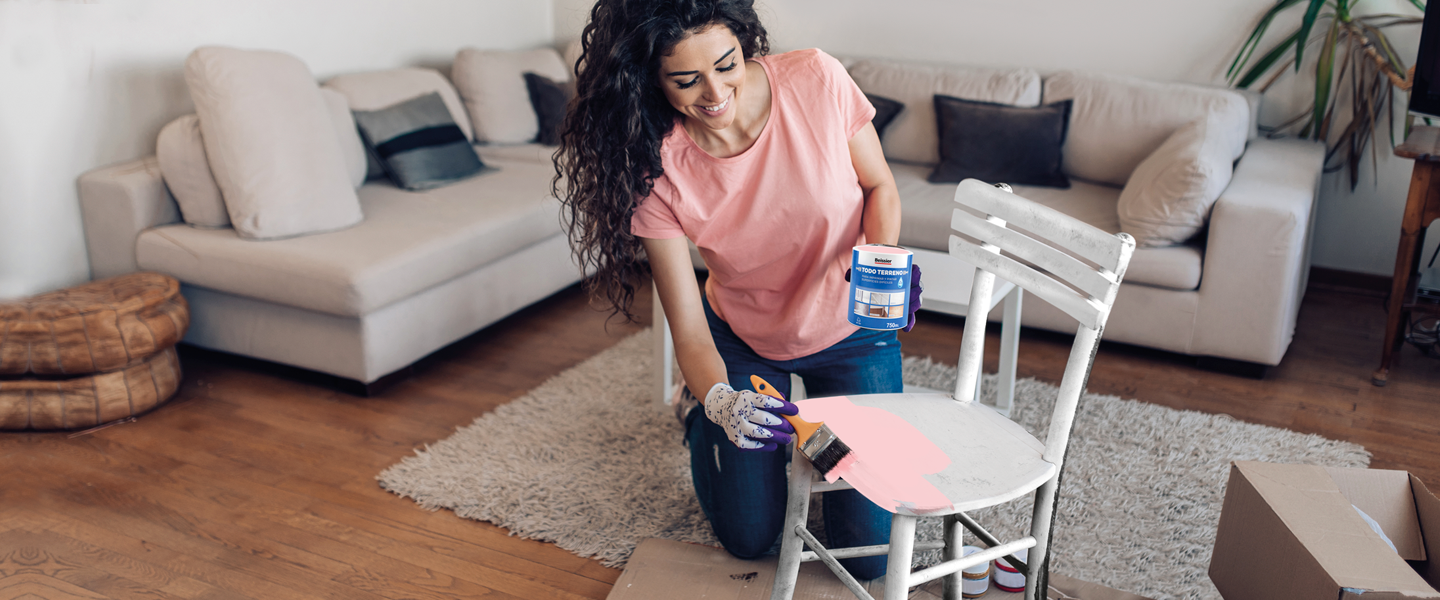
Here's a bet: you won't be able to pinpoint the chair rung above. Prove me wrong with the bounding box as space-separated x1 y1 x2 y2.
799 540 946 562
906 538 1037 588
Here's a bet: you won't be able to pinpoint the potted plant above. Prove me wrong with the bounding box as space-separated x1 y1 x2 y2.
1228 0 1425 188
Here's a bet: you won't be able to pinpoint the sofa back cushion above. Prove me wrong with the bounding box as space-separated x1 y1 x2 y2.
1118 114 1235 247
184 46 363 241
156 89 366 230
156 115 229 229
452 47 571 145
848 59 1041 165
1043 71 1249 186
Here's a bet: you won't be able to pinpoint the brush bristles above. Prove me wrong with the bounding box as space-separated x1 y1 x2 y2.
808 435 853 476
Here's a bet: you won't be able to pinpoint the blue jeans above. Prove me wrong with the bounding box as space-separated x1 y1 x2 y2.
685 297 902 580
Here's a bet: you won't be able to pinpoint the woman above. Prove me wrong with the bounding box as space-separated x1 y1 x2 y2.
553 0 918 579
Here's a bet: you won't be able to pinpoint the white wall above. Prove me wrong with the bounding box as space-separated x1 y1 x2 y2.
0 0 554 300
553 0 1436 277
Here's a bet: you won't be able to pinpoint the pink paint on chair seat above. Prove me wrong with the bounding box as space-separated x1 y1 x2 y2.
797 396 952 514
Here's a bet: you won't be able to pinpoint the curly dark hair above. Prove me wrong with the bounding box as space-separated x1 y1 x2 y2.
552 0 769 322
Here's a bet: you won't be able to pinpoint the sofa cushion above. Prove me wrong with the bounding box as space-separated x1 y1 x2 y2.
184 46 363 241
453 47 571 144
847 59 1041 165
1118 115 1234 247
155 115 228 228
866 93 904 140
354 92 490 191
135 157 564 318
523 73 575 147
890 163 1202 291
321 88 369 188
323 68 474 142
928 96 1071 188
1043 71 1250 186
474 142 556 164
156 91 365 231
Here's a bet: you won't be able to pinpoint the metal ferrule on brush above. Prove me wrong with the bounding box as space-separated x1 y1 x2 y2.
799 424 839 461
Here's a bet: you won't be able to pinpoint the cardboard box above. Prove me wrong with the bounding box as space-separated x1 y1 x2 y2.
609 538 1150 599
1209 461 1440 599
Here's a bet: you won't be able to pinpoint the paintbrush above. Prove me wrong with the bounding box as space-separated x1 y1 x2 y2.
750 375 857 480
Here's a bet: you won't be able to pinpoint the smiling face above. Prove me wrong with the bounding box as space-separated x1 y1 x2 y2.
657 24 747 131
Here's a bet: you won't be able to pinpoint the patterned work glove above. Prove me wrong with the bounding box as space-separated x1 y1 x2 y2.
844 263 925 332
704 383 798 452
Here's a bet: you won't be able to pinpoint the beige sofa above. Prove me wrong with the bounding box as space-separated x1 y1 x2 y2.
842 58 1325 373
78 46 581 394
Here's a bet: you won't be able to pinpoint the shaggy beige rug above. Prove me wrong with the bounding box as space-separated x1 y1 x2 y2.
378 330 1369 600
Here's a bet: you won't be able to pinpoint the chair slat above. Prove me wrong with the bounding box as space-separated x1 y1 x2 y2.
951 208 1118 300
953 179 1124 273
949 235 1105 330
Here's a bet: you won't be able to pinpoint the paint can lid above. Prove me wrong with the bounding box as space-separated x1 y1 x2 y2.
994 548 1028 573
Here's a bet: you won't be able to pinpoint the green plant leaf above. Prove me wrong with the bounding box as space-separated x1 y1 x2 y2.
1237 28 1304 88
1409 0 1425 13
1296 0 1330 72
1313 18 1341 140
1228 0 1308 81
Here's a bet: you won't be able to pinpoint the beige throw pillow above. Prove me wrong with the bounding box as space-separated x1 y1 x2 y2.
452 47 570 144
185 46 362 240
1117 114 1234 247
320 88 368 188
156 114 229 228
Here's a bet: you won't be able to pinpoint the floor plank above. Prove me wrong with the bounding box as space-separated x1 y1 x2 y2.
3 278 1438 599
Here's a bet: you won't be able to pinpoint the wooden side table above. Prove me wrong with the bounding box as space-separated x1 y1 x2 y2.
1373 126 1440 386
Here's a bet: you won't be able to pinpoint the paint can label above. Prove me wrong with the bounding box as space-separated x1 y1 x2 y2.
847 244 912 331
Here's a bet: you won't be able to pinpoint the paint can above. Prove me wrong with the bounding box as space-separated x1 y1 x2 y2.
847 244 912 330
961 545 990 598
992 548 1027 593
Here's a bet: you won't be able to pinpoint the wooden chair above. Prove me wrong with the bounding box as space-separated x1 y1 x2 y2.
770 179 1135 600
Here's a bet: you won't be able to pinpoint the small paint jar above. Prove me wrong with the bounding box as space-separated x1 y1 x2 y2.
992 548 1027 594
961 545 990 598
847 244 913 331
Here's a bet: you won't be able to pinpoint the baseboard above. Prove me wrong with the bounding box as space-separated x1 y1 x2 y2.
1309 266 1391 296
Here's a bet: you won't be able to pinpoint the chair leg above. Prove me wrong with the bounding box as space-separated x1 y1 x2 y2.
996 287 1022 417
771 441 816 600
941 514 963 600
1024 477 1059 600
882 514 917 600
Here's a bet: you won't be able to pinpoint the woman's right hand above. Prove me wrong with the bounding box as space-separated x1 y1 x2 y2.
703 383 799 451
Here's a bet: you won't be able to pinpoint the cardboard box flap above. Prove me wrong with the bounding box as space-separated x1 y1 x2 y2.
1413 474 1440 589
1327 466 1426 560
1239 462 1438 597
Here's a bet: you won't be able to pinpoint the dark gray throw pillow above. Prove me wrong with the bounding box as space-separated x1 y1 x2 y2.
353 92 490 191
524 72 575 146
928 96 1072 189
865 93 904 139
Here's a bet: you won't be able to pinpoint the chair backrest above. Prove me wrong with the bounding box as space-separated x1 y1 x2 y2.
947 178 1134 465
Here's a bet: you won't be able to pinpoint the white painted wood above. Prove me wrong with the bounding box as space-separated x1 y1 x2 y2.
652 286 674 407
769 182 1135 600
996 287 1022 417
953 178 1124 273
949 235 1105 330
771 442 815 600
951 208 1117 300
841 392 1054 515
942 515 963 600
883 514 917 600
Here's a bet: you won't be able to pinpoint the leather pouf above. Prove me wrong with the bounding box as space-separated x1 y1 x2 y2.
0 347 182 430
0 272 189 430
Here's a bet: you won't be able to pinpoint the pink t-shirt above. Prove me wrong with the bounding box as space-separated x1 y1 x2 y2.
631 49 877 360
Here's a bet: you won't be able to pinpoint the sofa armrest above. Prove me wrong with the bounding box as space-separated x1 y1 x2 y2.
78 157 182 280
1192 137 1325 365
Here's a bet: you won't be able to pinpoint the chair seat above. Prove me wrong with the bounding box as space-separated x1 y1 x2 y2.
801 392 1057 517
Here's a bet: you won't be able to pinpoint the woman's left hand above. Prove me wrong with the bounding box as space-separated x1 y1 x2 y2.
903 264 923 332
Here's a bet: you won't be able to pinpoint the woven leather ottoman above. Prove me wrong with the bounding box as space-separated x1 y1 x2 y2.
0 272 189 430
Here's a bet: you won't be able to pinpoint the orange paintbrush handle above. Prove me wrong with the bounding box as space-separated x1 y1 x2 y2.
749 375 822 444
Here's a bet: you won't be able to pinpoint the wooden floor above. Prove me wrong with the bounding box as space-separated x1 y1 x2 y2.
2 279 1437 599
